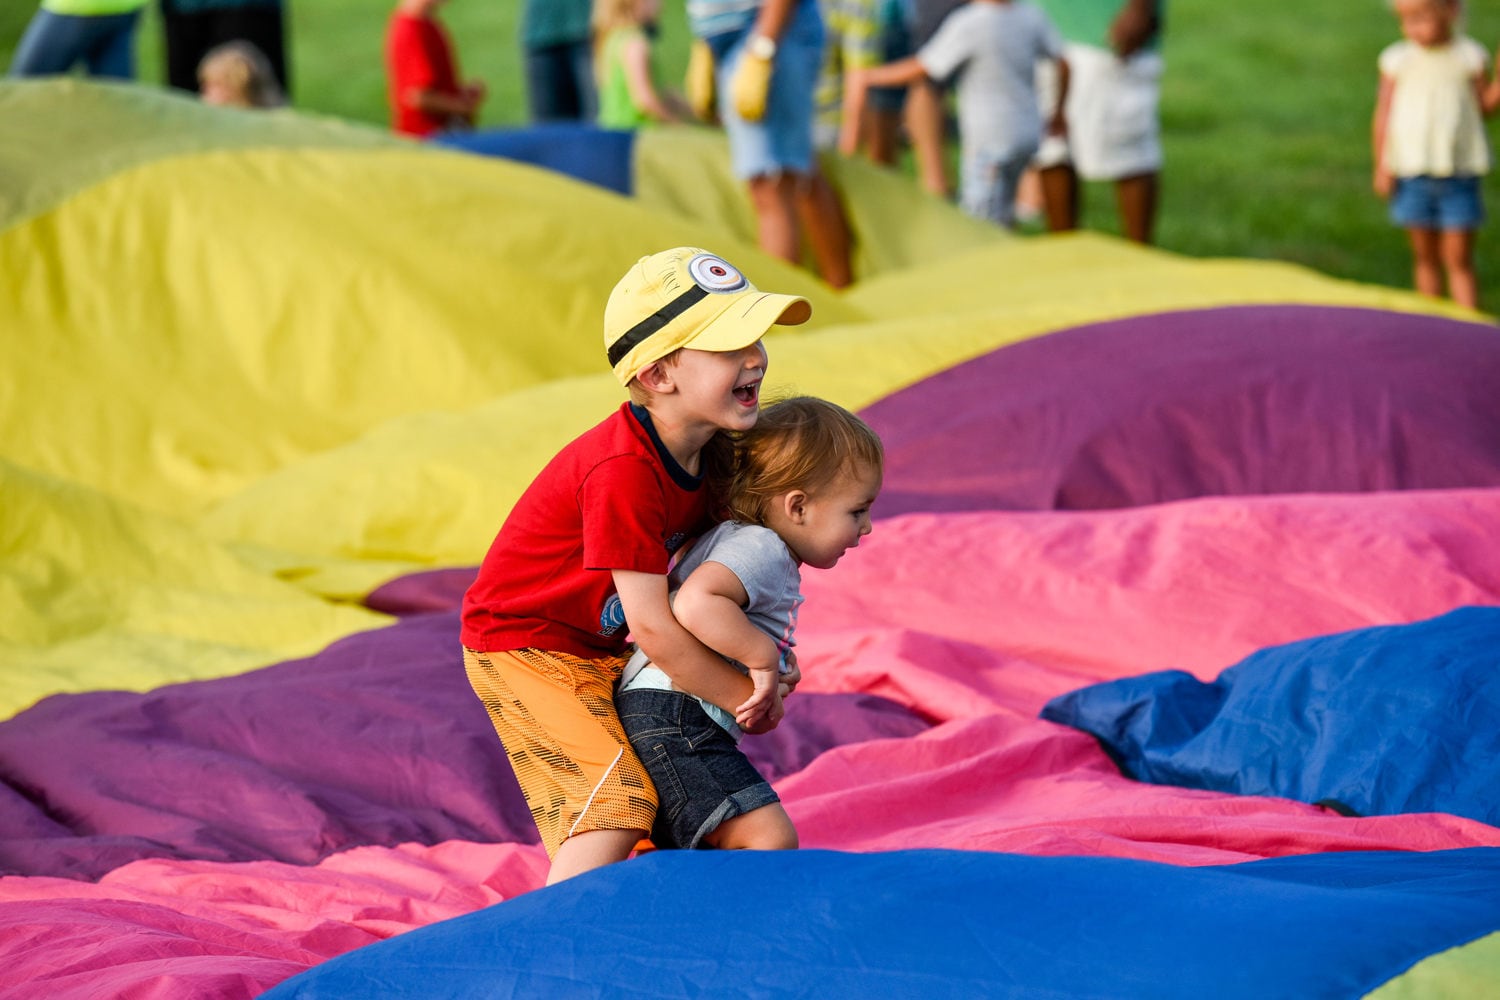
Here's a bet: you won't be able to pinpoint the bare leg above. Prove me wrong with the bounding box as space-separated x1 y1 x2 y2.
865 105 902 167
904 78 951 198
748 173 800 264
1038 162 1079 232
795 170 853 288
704 803 798 850
1439 228 1478 309
546 827 645 885
1114 171 1159 244
1407 227 1443 299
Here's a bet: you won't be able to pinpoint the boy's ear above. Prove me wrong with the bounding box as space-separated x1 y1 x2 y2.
635 361 675 394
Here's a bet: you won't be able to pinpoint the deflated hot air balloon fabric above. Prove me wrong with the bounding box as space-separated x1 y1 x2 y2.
2 79 1498 999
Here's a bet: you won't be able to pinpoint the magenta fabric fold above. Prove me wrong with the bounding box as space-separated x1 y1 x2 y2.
865 305 1500 515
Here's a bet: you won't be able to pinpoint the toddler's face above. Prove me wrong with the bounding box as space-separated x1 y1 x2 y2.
776 462 881 571
1394 0 1455 46
200 74 250 108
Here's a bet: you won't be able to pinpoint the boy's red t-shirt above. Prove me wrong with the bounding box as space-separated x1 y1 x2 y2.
460 404 710 658
385 11 461 137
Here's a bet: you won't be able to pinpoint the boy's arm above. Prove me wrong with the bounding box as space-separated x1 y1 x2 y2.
858 56 930 91
403 82 484 122
1049 57 1070 136
838 68 871 156
1371 75 1395 197
671 561 784 729
613 569 782 732
1108 0 1158 59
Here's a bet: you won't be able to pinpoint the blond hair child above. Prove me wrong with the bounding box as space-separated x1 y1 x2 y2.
1373 0 1500 309
197 40 285 108
616 396 884 851
592 0 690 127
461 248 811 883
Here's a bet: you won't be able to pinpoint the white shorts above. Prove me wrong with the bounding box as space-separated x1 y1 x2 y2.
1033 43 1163 181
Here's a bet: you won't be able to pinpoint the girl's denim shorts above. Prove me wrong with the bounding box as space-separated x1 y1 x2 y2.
617 688 779 849
1389 175 1485 231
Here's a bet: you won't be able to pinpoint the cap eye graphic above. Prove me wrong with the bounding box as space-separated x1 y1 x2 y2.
687 254 748 293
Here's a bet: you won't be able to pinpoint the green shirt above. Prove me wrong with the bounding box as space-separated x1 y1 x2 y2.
596 27 652 130
42 0 148 15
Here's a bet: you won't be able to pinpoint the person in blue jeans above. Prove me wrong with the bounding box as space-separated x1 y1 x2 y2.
522 0 595 122
690 0 853 287
617 396 884 850
9 0 148 80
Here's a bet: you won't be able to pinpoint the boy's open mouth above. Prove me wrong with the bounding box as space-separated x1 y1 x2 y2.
733 380 760 406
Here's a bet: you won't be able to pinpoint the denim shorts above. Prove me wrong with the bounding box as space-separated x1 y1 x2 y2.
616 688 779 849
710 0 825 179
1389 175 1485 231
961 144 1038 227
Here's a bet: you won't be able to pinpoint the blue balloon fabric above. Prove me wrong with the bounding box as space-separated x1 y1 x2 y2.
433 123 636 195
1041 606 1500 824
263 846 1500 999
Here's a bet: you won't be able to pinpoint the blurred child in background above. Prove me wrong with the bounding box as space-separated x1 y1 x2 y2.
385 0 486 137
592 0 690 128
842 0 1067 229
1373 0 1500 310
198 40 285 107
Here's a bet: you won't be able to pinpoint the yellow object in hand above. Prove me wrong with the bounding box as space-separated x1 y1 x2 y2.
685 39 717 122
730 40 774 123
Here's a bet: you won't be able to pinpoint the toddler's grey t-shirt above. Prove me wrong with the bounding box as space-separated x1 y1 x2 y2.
618 520 803 738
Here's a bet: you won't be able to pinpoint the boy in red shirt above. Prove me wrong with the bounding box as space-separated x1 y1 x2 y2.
461 247 811 884
385 0 485 137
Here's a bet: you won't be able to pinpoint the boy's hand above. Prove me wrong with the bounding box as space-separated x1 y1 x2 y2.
731 43 774 122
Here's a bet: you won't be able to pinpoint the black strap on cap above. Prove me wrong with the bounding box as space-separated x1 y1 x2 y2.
607 286 709 367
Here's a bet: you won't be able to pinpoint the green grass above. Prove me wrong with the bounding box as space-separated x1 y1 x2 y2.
4 0 1498 298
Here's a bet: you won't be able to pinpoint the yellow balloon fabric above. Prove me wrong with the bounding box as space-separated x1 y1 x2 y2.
1366 930 1500 999
0 79 1478 720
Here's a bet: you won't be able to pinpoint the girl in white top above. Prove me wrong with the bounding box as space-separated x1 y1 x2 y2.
1372 0 1500 310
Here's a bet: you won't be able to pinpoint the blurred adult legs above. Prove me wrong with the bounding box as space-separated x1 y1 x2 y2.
9 9 141 79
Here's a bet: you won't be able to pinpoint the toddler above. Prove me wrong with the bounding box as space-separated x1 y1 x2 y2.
593 0 690 127
617 396 884 850
198 41 286 108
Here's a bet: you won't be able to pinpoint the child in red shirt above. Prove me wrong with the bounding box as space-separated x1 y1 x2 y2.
461 247 811 884
385 0 485 137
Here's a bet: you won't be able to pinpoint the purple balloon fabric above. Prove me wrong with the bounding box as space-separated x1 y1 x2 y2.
865 305 1500 515
0 602 927 881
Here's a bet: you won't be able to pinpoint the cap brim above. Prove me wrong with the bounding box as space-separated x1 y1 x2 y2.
683 291 812 354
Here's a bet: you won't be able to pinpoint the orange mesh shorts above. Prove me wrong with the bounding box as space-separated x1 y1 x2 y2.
463 646 657 857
